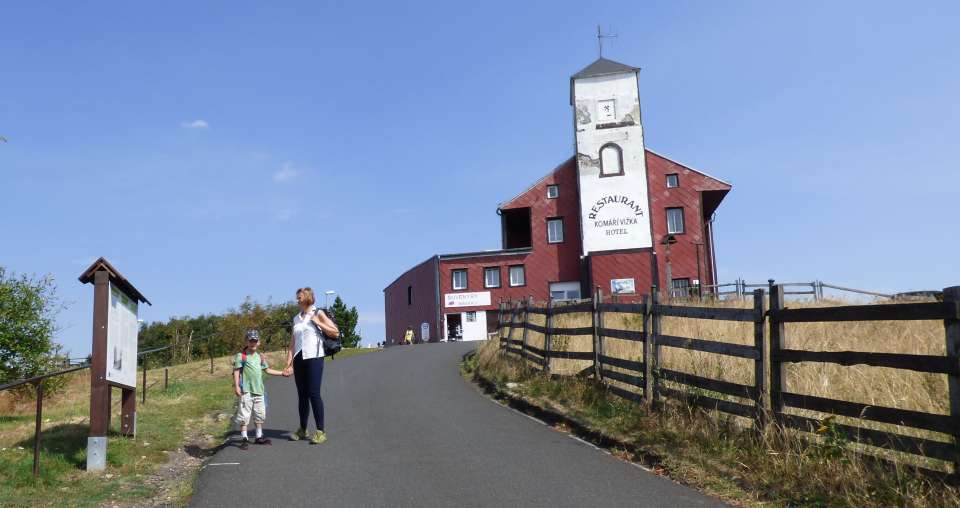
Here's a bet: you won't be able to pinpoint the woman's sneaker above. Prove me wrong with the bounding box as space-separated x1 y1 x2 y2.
310 430 327 445
290 428 307 441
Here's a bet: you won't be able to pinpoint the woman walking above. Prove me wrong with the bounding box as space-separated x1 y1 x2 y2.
283 287 339 444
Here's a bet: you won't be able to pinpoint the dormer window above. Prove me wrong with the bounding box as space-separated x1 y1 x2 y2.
599 143 624 177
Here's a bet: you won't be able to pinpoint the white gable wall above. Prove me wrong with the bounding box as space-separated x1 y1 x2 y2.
573 72 653 255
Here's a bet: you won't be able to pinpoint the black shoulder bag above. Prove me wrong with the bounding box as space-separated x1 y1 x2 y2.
313 308 342 357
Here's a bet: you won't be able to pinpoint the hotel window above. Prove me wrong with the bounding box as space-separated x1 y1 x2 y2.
666 207 685 234
550 281 581 301
484 267 501 288
546 185 559 199
547 218 564 243
666 174 679 188
671 278 692 297
599 143 624 177
452 269 468 290
509 265 526 287
465 311 477 323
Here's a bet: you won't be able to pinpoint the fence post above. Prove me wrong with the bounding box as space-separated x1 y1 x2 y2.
209 349 214 374
593 287 604 381
768 280 785 428
521 297 531 364
496 300 505 348
650 288 662 407
544 299 554 373
164 368 169 390
753 288 768 430
33 381 43 478
642 294 652 404
942 286 960 476
142 364 147 405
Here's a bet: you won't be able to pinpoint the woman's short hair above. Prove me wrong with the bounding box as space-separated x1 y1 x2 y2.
297 287 316 307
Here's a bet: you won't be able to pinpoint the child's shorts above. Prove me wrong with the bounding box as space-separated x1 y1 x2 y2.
234 393 266 425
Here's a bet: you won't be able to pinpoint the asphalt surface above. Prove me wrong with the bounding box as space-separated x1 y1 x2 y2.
190 342 725 508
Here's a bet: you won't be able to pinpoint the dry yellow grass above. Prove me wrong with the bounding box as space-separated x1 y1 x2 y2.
499 295 952 470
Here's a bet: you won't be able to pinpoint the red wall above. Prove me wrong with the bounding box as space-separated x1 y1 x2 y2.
497 157 583 291
645 151 731 291
383 257 438 345
589 250 655 302
439 252 532 313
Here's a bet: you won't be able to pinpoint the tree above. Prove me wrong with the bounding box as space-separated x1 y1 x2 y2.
328 296 360 348
0 267 65 393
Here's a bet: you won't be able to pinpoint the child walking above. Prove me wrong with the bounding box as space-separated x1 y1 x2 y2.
233 329 287 450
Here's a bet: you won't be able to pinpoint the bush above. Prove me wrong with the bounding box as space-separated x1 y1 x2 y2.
0 267 66 397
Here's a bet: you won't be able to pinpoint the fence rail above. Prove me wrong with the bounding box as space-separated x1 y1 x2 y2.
497 281 960 476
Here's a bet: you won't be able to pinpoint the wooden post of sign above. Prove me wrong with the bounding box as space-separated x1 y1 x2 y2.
87 270 111 471
121 387 136 436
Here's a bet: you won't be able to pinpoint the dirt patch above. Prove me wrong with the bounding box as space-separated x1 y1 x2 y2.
117 413 228 508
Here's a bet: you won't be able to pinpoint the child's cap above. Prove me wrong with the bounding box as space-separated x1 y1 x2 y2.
246 329 260 342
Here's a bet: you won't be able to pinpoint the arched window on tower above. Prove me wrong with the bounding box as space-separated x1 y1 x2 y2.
599 143 624 177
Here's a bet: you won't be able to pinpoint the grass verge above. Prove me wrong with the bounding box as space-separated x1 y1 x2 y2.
0 347 377 508
463 339 959 507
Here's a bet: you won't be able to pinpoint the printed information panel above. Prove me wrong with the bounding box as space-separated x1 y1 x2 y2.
444 291 491 308
106 283 139 388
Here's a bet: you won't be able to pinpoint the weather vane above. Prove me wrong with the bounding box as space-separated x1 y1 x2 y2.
597 25 618 57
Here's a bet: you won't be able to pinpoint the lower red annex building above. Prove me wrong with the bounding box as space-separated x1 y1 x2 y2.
384 56 732 344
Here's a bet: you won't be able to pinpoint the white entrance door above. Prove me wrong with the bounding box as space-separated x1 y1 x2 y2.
460 310 487 341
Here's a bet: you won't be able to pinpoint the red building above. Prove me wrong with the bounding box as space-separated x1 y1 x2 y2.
384 57 731 343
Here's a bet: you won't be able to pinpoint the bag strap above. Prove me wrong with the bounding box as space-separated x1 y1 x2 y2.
238 348 248 391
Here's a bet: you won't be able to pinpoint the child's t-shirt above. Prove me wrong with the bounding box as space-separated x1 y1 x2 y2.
234 351 268 395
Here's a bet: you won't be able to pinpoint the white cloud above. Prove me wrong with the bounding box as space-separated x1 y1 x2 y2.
181 119 209 129
275 208 297 222
273 163 302 183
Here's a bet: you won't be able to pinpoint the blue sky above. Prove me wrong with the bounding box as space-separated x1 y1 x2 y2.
3 1 959 355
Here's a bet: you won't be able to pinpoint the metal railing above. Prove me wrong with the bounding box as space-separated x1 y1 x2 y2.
701 279 895 302
0 364 91 477
1 321 297 477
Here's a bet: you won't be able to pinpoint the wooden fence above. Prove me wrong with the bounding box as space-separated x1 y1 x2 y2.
497 282 960 475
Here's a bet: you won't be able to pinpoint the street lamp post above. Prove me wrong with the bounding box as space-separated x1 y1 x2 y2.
324 290 337 309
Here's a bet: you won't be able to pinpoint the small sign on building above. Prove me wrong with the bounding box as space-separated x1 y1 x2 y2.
611 278 636 294
420 322 430 342
444 291 491 308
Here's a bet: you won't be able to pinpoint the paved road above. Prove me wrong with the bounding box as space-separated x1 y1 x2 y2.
190 343 724 507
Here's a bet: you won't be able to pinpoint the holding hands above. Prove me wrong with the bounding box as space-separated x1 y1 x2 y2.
282 366 293 377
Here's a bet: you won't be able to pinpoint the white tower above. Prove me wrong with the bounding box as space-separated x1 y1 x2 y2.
571 58 653 256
